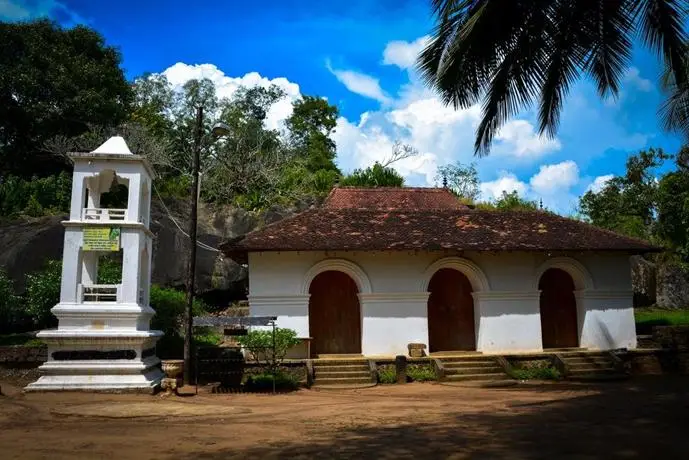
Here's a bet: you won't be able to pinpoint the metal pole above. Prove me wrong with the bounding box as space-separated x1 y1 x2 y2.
272 321 276 394
184 105 203 386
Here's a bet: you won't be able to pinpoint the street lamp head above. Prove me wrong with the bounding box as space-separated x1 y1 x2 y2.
211 122 231 137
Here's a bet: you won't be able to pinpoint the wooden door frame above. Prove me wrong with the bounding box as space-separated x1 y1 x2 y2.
426 267 477 352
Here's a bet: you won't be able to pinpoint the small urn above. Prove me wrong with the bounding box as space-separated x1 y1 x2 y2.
407 343 427 358
160 360 184 395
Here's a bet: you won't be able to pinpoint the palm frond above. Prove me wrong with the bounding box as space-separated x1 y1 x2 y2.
583 1 636 97
636 0 689 86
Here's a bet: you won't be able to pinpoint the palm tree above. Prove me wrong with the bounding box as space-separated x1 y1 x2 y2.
418 0 689 155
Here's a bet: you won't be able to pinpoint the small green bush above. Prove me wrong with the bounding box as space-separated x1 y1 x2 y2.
149 285 211 358
245 370 299 391
0 270 31 334
407 364 436 382
377 364 396 384
25 260 62 329
509 359 561 380
238 328 301 371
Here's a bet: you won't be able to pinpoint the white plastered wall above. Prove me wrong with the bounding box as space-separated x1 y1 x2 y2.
247 250 637 356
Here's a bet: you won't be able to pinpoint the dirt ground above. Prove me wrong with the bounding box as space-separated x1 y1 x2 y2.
1 375 689 459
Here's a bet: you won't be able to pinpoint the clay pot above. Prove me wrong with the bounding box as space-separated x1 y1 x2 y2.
161 360 184 379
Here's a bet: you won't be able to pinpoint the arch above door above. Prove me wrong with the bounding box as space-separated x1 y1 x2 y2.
420 257 490 292
301 258 372 295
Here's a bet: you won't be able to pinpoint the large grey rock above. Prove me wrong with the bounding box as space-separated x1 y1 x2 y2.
631 255 656 307
0 198 295 299
656 262 689 309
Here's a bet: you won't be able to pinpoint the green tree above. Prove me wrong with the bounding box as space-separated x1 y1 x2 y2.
131 73 174 138
286 96 340 174
0 20 133 177
340 162 405 187
579 148 668 240
435 162 479 202
493 191 539 211
25 260 62 329
419 1 689 155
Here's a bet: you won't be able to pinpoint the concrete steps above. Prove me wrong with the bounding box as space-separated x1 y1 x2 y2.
438 356 511 383
558 351 627 380
312 359 373 387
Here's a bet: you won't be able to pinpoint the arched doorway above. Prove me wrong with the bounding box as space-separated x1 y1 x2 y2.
427 268 475 352
539 268 579 349
308 270 361 357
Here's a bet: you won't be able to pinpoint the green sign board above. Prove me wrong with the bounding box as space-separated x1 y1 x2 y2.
83 227 121 251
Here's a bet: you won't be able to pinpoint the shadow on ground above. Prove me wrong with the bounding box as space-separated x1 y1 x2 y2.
178 377 689 460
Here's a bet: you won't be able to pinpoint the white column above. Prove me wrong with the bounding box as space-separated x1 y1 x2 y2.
575 290 636 350
69 173 87 221
473 291 543 353
81 251 98 285
125 174 142 223
119 230 141 304
59 229 82 303
358 292 430 356
248 295 311 337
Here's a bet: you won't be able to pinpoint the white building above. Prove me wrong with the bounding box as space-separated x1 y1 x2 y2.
222 187 656 358
26 137 164 391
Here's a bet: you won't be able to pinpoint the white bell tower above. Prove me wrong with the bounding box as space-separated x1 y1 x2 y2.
27 136 164 391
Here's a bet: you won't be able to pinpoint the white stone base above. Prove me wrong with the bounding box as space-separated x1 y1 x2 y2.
25 329 164 392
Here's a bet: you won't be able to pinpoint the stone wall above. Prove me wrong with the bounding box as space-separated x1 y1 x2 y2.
0 346 47 365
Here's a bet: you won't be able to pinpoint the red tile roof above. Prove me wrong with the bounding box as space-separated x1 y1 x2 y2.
324 187 468 210
221 208 659 263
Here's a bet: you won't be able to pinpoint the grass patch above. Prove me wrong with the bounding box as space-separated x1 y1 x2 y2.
407 363 436 382
635 308 689 335
509 359 561 381
377 364 396 384
0 333 44 347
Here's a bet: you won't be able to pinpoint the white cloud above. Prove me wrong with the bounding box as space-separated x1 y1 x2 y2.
587 174 615 193
0 0 85 24
326 61 392 104
495 120 562 158
0 0 29 20
530 161 580 194
382 35 430 70
624 67 653 92
480 172 528 200
161 63 302 131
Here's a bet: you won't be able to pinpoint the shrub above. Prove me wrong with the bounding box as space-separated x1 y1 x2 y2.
0 172 72 218
635 308 689 335
238 328 301 372
25 260 62 329
244 370 299 392
0 269 31 334
509 359 561 380
149 285 212 359
407 363 436 382
377 364 396 384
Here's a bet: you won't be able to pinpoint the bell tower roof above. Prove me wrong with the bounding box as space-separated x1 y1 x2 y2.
91 136 133 155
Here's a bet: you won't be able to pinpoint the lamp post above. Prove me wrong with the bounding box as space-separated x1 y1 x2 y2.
183 105 230 386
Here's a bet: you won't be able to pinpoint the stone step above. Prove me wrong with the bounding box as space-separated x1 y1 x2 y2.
563 355 611 362
568 368 618 375
312 364 369 372
445 372 511 382
567 362 613 370
435 355 492 362
316 370 371 379
557 351 608 357
312 359 369 366
445 366 504 375
564 357 613 364
443 360 498 369
313 376 372 386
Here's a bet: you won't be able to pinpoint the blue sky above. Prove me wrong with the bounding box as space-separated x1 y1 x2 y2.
1 0 684 213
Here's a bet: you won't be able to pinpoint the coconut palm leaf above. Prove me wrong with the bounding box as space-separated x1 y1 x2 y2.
419 0 689 155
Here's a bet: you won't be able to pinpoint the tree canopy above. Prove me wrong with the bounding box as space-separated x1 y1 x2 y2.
0 20 132 177
419 1 689 155
579 147 689 261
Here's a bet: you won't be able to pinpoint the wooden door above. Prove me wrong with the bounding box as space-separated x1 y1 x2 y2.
427 268 476 352
539 268 579 348
308 271 361 356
